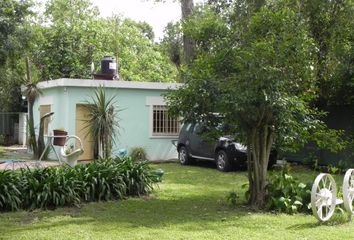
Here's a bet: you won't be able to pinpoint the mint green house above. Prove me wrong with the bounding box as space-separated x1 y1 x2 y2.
33 78 182 161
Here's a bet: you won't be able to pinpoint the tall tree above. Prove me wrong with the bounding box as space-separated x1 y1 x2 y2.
153 0 195 66
180 0 195 64
100 16 178 82
166 1 343 208
31 0 177 82
300 0 354 106
23 57 41 157
0 0 33 112
35 0 100 79
161 22 183 69
0 0 32 65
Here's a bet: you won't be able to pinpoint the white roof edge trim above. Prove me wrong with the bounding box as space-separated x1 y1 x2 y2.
35 78 183 90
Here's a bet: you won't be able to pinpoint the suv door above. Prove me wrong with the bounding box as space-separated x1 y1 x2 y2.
187 123 199 156
190 123 215 159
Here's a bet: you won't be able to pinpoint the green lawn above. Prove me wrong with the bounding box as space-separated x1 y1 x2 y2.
0 163 353 240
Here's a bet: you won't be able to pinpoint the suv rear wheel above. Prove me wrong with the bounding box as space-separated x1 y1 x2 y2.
178 146 191 165
216 150 232 172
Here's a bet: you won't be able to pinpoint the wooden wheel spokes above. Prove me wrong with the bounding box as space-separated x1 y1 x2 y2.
311 173 337 222
343 169 354 214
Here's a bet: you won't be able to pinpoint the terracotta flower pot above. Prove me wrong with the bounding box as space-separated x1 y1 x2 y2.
53 129 67 146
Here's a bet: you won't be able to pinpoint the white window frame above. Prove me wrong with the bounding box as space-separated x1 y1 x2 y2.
146 96 180 138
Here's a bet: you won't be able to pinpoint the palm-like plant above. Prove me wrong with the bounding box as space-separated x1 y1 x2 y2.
84 87 120 159
23 57 42 158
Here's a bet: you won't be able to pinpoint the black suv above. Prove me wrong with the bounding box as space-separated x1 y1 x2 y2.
176 123 276 172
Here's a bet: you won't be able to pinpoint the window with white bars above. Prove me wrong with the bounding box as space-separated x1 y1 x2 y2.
152 105 180 136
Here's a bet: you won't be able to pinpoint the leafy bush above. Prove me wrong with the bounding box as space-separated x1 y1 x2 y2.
266 165 311 214
226 191 239 207
113 157 156 196
129 147 147 161
20 167 81 210
0 156 157 212
0 170 22 211
74 159 126 202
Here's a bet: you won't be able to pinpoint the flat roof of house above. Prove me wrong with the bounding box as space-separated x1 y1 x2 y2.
36 78 183 90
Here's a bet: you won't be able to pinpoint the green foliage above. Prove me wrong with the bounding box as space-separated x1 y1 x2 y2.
114 157 157 196
266 165 312 214
20 167 81 210
328 164 340 175
33 0 178 82
300 0 354 106
166 1 320 208
84 87 120 159
160 21 183 68
0 170 22 211
100 16 177 82
225 191 239 207
0 163 353 239
1 0 178 112
74 159 126 202
0 0 33 111
0 156 156 212
129 147 148 161
0 0 32 65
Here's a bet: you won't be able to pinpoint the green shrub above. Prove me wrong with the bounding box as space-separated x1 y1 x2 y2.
113 157 156 196
0 170 22 211
226 191 239 207
20 167 81 210
0 156 157 212
74 159 126 202
266 165 312 214
129 147 147 161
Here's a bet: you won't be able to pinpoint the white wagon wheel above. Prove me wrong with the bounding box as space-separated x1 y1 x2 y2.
343 169 354 214
311 173 337 222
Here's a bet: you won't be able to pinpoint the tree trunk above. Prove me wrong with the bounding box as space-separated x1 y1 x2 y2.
27 102 37 157
248 125 274 209
181 0 195 66
25 57 38 158
98 137 103 159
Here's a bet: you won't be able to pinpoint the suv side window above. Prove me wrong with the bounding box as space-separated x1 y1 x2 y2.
185 123 192 132
193 123 206 135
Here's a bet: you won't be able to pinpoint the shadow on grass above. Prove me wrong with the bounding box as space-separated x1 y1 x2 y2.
287 214 352 230
287 222 323 230
2 194 250 235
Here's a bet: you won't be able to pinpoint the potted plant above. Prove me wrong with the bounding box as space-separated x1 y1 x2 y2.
53 128 67 146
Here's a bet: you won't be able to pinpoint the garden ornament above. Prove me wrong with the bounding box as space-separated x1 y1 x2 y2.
311 169 354 222
60 135 84 167
118 148 127 158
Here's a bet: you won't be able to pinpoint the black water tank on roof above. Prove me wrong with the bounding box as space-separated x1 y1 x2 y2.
101 56 117 75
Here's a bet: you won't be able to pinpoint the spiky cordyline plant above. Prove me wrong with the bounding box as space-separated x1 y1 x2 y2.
23 57 42 158
84 87 120 159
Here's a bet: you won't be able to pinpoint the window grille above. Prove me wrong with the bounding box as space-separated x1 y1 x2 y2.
152 105 180 136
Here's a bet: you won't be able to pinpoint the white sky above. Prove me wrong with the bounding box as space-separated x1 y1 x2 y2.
90 0 205 42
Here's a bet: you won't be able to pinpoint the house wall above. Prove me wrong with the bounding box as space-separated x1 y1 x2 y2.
18 113 27 146
34 81 179 161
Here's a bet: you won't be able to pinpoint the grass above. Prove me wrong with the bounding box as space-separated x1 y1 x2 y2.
0 162 353 240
